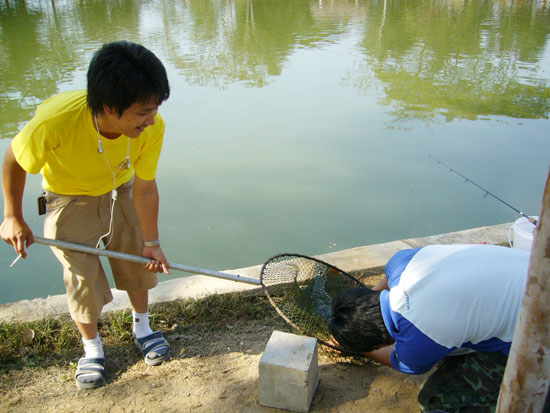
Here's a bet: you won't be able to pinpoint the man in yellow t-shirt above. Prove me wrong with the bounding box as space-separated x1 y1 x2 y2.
1 41 172 390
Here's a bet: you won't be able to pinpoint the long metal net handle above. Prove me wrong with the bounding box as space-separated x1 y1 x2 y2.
34 236 261 286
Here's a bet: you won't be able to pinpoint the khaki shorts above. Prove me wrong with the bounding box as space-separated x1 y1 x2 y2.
44 180 158 324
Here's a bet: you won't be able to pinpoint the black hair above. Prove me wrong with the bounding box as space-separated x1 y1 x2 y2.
87 41 170 116
328 287 393 353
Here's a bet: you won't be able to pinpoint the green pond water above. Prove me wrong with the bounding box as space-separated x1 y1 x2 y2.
0 0 549 303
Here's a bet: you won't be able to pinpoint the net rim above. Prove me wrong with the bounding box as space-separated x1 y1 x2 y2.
260 252 367 355
260 252 366 286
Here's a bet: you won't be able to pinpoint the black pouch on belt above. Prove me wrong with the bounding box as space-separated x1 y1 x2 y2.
37 192 46 215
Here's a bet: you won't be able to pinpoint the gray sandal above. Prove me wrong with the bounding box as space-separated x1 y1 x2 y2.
134 331 170 366
75 357 106 389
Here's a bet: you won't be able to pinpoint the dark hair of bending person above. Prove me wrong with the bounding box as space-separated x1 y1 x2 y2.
329 287 393 353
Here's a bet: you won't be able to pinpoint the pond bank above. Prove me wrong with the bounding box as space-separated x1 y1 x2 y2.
0 223 512 323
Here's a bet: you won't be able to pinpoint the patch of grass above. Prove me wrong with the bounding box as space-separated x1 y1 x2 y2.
0 292 283 373
0 317 80 371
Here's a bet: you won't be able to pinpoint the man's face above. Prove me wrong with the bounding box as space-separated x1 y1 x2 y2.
107 100 159 138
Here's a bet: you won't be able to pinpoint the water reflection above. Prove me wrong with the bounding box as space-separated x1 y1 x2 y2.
1 0 548 140
1 2 59 137
160 0 351 88
353 0 550 123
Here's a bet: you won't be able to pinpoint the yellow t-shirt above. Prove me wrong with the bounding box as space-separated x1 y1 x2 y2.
12 90 165 196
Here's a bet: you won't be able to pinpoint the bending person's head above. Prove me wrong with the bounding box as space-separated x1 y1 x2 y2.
329 287 392 353
87 41 170 117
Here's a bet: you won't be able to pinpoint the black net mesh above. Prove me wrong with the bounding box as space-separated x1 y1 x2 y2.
260 254 364 346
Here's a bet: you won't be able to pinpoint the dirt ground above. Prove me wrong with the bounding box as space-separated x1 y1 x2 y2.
0 272 430 413
0 313 428 413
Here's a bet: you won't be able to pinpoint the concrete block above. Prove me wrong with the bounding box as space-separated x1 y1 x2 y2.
259 331 319 412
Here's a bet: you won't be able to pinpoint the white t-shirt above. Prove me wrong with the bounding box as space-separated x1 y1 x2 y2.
380 244 530 374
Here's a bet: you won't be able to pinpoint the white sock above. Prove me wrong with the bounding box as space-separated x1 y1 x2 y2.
133 311 154 339
82 335 104 359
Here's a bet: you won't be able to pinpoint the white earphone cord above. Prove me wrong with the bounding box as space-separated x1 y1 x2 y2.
94 115 130 249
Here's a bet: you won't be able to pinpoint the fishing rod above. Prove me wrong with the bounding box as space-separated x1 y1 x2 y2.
428 155 538 226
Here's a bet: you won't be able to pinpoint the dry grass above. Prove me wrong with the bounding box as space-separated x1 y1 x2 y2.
0 292 285 374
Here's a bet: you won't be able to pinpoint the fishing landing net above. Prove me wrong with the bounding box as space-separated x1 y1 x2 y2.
260 253 366 352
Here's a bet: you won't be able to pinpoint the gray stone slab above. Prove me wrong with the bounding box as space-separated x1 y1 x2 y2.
402 223 511 248
314 240 410 273
259 331 319 412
